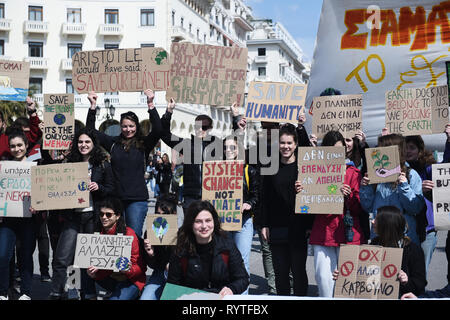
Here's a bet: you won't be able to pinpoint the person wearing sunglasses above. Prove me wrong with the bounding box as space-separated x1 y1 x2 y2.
86 89 162 238
86 197 146 300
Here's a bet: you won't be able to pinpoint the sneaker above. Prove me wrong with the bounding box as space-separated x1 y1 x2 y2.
0 295 8 300
40 275 51 283
48 292 63 300
18 294 31 300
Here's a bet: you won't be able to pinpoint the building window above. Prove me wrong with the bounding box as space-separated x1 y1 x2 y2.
140 43 155 48
171 11 175 26
197 29 200 39
29 78 42 94
67 8 81 23
189 23 192 34
203 34 207 43
29 42 43 57
140 9 154 26
66 79 74 94
105 9 118 24
258 48 266 56
104 44 119 49
0 4 4 19
180 17 184 29
28 6 43 21
0 40 4 55
68 43 82 58
258 67 266 76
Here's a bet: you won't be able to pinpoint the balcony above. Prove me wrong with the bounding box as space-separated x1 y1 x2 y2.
24 57 49 70
254 55 267 64
171 26 195 42
33 94 43 106
24 20 49 34
61 58 72 71
0 19 12 31
234 15 253 32
98 24 124 36
62 23 87 36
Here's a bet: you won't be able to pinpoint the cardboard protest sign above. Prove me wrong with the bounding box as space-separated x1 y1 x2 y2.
43 94 74 150
72 47 170 93
385 86 449 136
166 43 247 106
311 94 363 139
160 283 220 300
31 162 90 210
295 146 346 214
146 214 178 246
365 146 401 184
245 81 307 124
334 244 403 299
73 233 133 272
432 163 450 230
0 59 30 101
202 160 244 231
0 161 35 217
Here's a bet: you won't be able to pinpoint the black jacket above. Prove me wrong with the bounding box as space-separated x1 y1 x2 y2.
86 108 162 201
167 234 249 294
242 164 259 222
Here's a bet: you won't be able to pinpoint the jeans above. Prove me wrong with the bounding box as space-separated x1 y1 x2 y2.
33 213 50 277
421 231 437 277
50 211 96 298
255 226 276 294
0 218 36 297
122 201 148 238
313 245 340 298
140 269 167 300
96 278 140 300
229 216 253 295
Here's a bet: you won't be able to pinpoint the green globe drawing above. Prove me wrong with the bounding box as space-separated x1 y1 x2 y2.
152 49 168 66
54 113 66 125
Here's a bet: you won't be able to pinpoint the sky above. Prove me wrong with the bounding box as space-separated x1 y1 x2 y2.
245 0 324 63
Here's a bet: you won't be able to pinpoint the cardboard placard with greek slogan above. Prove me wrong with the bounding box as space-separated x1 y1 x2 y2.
295 146 346 214
202 160 244 231
432 163 450 230
311 94 363 139
146 214 178 246
43 93 74 150
73 233 133 272
365 146 401 184
0 59 30 101
166 43 248 107
334 244 403 299
31 162 90 210
72 47 170 93
244 81 307 124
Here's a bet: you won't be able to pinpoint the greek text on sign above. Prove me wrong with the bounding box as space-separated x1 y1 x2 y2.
72 47 170 93
311 94 363 139
0 161 35 217
432 163 450 230
245 81 307 124
0 59 30 102
43 93 75 150
202 160 244 231
334 244 403 299
295 146 346 214
166 43 247 107
74 233 133 272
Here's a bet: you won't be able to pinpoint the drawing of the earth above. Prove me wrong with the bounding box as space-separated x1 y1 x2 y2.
152 49 168 66
54 113 66 125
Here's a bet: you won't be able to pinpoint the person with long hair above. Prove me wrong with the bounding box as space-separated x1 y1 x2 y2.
360 133 424 245
167 200 249 297
86 197 147 300
86 89 162 237
156 153 172 197
48 128 115 300
304 130 365 297
260 124 314 296
0 132 37 300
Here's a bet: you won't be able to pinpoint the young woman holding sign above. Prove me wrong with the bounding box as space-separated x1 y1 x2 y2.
0 131 37 300
86 89 162 238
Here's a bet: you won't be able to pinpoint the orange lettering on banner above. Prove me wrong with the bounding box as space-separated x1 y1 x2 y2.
341 9 368 50
398 6 427 50
378 10 400 46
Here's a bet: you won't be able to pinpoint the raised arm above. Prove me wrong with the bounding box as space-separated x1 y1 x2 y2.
25 96 42 145
143 89 162 154
86 91 114 151
160 98 186 152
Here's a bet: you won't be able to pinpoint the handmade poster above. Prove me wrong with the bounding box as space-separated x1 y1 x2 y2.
365 146 401 184
146 214 178 246
306 0 450 149
202 160 244 231
72 47 170 93
166 42 248 106
311 94 363 139
385 86 449 136
31 162 90 210
73 233 133 272
334 244 403 299
295 146 346 214
43 93 74 150
0 161 36 218
432 163 450 230
245 81 307 124
160 283 220 300
0 59 30 101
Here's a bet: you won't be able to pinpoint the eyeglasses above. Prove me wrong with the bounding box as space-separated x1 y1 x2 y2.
99 211 114 218
225 145 237 151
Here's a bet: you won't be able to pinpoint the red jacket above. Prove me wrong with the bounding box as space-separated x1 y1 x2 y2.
94 225 147 291
309 164 365 247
